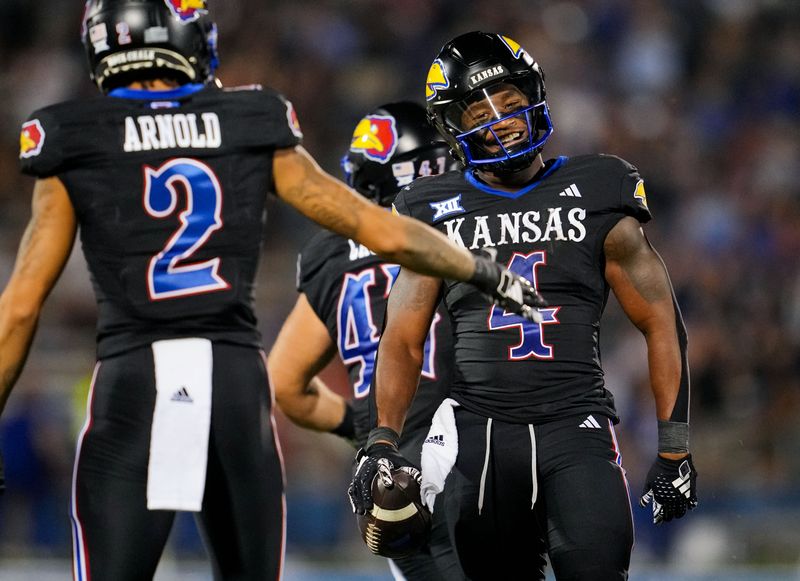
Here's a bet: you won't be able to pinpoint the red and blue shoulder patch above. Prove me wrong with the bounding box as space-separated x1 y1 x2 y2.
20 119 45 159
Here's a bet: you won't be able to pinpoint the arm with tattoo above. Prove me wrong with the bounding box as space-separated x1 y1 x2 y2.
273 145 475 280
605 216 696 523
272 146 545 320
604 217 690 435
0 177 77 414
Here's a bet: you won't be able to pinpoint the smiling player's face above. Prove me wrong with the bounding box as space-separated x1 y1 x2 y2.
458 84 531 153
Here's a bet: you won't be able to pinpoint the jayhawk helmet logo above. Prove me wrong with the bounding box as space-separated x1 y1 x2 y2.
349 114 398 163
165 0 208 22
499 35 535 66
19 120 45 159
426 59 450 102
634 179 649 209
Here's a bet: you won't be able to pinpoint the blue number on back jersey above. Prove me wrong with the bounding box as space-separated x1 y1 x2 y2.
489 252 559 359
338 264 439 398
338 269 380 398
144 158 229 300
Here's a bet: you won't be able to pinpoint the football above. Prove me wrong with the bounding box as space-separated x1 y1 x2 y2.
357 467 432 558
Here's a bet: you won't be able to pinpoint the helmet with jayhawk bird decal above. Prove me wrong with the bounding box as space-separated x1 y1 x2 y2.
82 0 219 92
426 31 552 174
342 102 460 207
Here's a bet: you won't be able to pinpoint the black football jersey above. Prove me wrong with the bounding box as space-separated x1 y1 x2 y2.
298 228 453 450
19 84 302 358
392 155 651 424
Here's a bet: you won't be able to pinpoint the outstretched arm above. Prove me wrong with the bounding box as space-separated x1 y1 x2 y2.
272 146 544 320
273 146 474 279
267 293 351 435
0 177 77 414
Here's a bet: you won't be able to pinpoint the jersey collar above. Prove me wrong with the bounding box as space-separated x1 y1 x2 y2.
465 156 568 199
108 83 206 100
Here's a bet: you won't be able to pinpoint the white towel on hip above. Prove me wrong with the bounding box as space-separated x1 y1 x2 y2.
420 398 460 513
147 338 213 511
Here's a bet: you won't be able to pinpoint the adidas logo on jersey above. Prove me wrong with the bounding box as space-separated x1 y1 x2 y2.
578 415 601 429
170 386 194 403
424 434 445 446
558 183 582 198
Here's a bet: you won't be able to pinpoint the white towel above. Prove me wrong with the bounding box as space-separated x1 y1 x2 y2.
420 398 460 513
147 338 213 511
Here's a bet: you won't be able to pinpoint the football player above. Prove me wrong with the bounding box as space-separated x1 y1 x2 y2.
268 101 465 580
0 3 544 578
349 31 698 579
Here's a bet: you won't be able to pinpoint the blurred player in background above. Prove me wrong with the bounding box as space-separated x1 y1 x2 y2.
0 1 544 577
269 101 465 580
349 31 698 579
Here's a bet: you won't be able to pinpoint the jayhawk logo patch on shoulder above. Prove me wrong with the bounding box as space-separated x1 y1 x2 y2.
426 59 450 102
349 114 398 163
20 119 45 159
165 0 207 22
285 100 303 139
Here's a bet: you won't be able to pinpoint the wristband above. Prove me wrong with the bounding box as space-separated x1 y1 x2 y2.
331 401 356 440
657 420 689 454
468 256 498 294
365 426 400 450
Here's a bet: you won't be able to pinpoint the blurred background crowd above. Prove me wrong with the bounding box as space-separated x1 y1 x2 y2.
0 0 798 578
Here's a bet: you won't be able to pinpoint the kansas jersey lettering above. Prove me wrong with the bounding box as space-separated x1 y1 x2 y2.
19 85 301 358
297 228 453 449
392 154 651 424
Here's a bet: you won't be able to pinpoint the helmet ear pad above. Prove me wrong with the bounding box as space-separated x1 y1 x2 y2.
425 31 553 173
82 0 218 92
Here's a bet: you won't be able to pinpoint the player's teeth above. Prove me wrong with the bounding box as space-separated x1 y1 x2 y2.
502 133 520 144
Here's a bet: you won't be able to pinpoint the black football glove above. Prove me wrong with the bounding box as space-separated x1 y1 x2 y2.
348 433 420 516
470 255 547 323
639 454 698 524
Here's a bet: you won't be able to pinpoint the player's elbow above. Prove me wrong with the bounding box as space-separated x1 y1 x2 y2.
268 367 311 421
273 382 311 423
0 293 42 331
361 223 409 263
379 332 425 375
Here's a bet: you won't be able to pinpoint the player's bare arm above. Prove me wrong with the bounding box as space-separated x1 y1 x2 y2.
267 293 346 432
348 268 441 516
604 216 689 459
273 146 475 281
374 269 442 435
0 177 77 413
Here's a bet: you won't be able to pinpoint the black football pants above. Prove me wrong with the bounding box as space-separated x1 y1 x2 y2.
70 343 285 581
443 407 633 580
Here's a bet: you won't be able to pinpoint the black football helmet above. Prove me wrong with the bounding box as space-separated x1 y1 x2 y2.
341 101 459 207
81 0 219 92
425 31 553 174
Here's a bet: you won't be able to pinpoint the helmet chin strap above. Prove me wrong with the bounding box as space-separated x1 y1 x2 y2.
482 151 538 177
